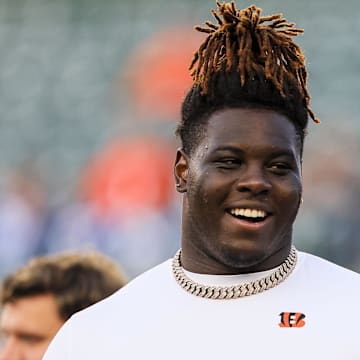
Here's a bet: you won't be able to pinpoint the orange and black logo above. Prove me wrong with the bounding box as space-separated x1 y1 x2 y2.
278 312 306 328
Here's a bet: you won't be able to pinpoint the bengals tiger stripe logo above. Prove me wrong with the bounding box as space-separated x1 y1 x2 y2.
278 312 306 328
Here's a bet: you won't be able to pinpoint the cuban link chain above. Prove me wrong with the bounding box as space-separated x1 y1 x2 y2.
172 246 297 300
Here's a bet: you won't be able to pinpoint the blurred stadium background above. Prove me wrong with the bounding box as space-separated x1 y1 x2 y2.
0 0 359 280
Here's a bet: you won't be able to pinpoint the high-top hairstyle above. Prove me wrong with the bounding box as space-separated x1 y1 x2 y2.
176 1 319 155
1 252 127 321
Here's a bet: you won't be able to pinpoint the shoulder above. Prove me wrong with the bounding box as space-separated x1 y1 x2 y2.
297 251 360 286
71 258 174 322
44 259 176 358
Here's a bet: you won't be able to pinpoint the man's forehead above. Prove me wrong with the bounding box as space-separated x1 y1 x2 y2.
205 108 297 141
0 295 63 333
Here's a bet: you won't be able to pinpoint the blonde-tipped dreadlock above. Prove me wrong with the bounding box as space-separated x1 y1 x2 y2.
177 1 318 156
190 2 318 124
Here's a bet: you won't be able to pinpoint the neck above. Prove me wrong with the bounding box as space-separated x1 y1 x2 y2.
172 246 298 300
180 239 292 275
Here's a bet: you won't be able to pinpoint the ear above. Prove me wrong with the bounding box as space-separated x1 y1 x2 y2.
174 148 189 193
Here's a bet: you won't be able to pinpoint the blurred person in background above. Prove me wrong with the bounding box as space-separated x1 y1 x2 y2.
43 2 360 359
0 251 126 360
0 163 48 279
42 137 180 279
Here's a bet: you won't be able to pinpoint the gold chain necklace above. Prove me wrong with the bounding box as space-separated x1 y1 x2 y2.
172 246 297 300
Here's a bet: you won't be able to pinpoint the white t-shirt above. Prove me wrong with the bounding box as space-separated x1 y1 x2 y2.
43 251 360 359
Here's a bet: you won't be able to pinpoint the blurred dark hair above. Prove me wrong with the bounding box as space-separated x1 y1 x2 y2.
1 252 127 321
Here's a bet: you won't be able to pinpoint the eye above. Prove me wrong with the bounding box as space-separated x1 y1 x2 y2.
19 334 44 344
268 162 292 175
215 158 241 169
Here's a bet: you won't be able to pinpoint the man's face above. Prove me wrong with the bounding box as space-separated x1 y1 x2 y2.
0 294 64 360
175 108 302 274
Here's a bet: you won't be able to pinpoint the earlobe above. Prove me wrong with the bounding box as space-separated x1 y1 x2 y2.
174 148 189 193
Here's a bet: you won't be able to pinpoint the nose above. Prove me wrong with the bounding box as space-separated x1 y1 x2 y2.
0 338 23 360
235 164 271 196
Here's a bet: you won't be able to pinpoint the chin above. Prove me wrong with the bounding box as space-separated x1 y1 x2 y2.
216 239 272 270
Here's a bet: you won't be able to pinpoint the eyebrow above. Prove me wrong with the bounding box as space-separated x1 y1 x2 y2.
268 149 297 159
12 330 48 341
211 146 244 154
212 146 296 158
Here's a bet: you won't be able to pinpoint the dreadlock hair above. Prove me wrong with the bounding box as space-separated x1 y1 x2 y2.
176 1 319 156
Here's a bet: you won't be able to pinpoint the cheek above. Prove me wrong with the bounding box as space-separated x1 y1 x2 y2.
31 343 50 358
189 178 211 208
193 173 229 207
280 180 302 214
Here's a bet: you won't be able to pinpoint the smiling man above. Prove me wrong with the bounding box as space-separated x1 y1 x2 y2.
176 108 302 275
43 2 360 359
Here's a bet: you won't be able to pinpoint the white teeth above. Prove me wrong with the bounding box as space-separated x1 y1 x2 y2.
230 208 266 219
244 209 252 217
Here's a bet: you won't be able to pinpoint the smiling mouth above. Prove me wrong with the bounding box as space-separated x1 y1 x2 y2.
228 208 269 223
